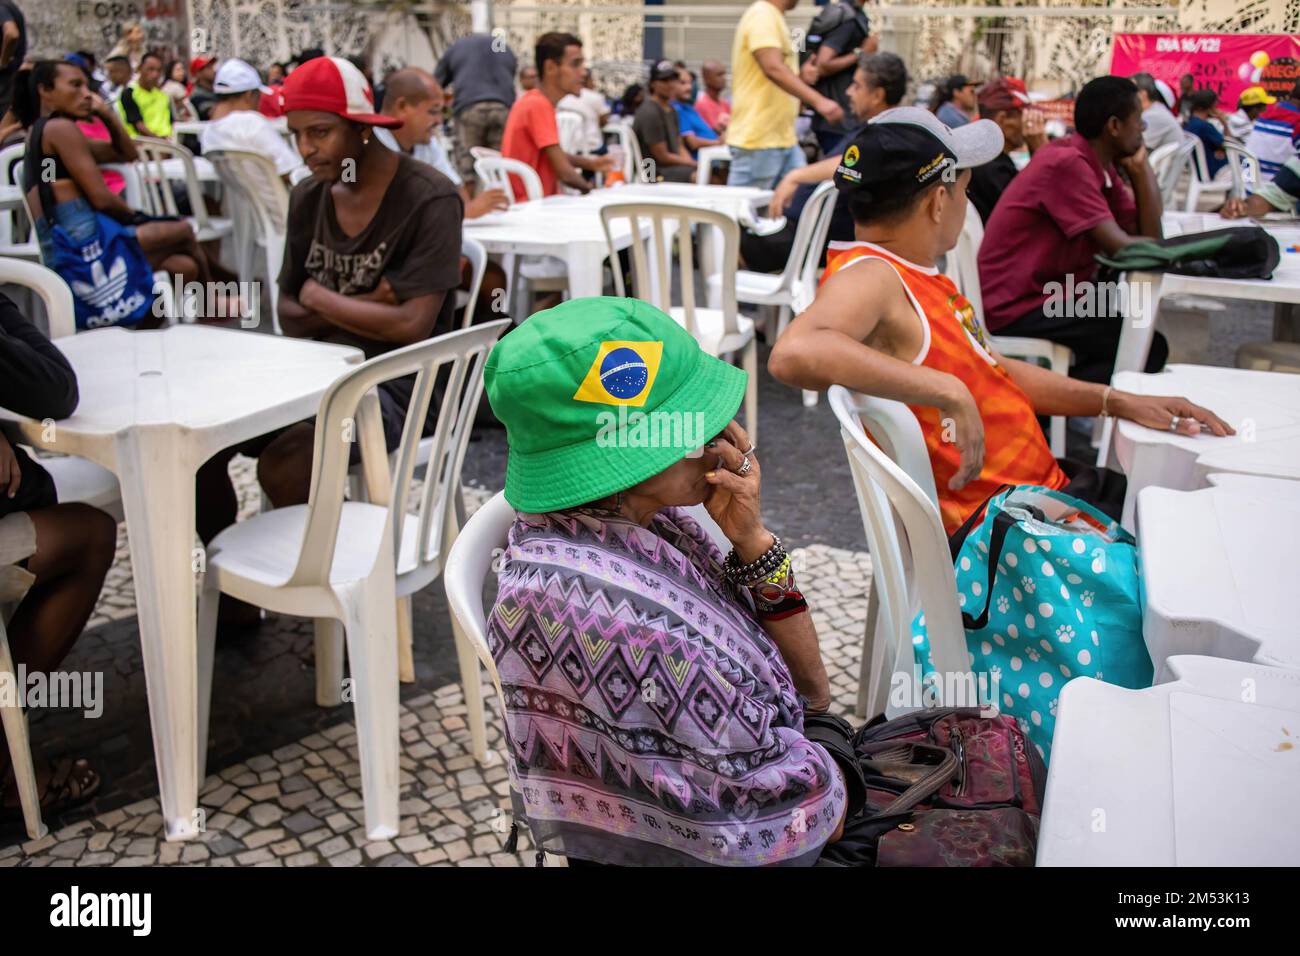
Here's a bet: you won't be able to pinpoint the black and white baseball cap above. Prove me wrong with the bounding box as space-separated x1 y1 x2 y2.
833 106 1005 202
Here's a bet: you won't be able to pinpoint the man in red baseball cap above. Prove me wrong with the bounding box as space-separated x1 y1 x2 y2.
195 56 465 629
188 55 219 119
967 76 1046 223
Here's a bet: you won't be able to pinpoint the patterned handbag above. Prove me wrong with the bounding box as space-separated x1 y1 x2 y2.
816 708 1046 867
911 485 1153 763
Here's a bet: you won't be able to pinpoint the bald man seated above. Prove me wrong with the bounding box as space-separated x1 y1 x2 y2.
378 67 510 320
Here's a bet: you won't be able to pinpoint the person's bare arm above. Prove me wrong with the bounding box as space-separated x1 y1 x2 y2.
45 121 136 221
84 98 139 164
1085 148 1163 251
540 143 595 192
769 154 841 216
0 21 19 70
753 47 843 126
807 30 872 83
769 260 989 489
1221 194 1278 219
276 290 335 338
998 354 1234 436
648 139 696 171
298 278 445 345
681 131 719 153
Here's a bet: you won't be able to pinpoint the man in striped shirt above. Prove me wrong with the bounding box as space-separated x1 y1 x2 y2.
1243 80 1300 181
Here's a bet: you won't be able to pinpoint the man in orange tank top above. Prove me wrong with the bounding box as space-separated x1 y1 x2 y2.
769 108 1234 533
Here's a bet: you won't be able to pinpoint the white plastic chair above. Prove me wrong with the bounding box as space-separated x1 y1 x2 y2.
474 155 568 320
0 617 46 840
695 144 731 185
1222 141 1260 197
442 493 731 798
198 320 509 839
946 202 1072 457
0 142 39 260
721 181 836 345
600 200 760 443
133 137 234 245
1182 135 1237 212
556 110 586 156
603 121 649 183
1148 139 1189 207
828 385 969 721
205 148 289 334
0 258 124 519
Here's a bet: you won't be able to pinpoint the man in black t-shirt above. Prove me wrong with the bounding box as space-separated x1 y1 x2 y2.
801 0 874 154
195 58 463 627
633 60 697 183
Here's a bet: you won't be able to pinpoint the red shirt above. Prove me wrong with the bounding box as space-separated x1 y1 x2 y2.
694 92 731 132
977 133 1138 330
501 88 559 200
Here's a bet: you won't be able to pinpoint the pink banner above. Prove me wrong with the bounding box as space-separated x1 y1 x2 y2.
1110 33 1300 107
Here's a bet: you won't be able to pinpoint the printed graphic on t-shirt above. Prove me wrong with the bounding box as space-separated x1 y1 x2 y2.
304 240 389 295
948 292 996 365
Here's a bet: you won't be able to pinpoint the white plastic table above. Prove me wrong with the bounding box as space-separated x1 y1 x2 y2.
1138 477 1300 672
463 183 772 297
1112 364 1300 528
0 326 363 840
1038 655 1300 866
1104 217 1300 390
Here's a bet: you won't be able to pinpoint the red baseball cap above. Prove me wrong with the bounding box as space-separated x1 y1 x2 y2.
190 56 217 75
281 56 400 128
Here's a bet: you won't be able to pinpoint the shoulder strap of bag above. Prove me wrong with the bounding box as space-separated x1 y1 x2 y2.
27 117 58 226
948 483 1012 562
862 742 959 820
960 509 1018 631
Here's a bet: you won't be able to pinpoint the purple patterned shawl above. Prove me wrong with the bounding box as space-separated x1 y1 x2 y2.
488 506 846 866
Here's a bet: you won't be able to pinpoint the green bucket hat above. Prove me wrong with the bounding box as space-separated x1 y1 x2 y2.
484 297 748 513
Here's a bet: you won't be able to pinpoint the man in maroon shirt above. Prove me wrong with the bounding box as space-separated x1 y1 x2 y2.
977 75 1167 384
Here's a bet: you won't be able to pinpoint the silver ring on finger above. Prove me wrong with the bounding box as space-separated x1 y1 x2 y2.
736 456 753 477
742 444 756 457
1169 415 1180 432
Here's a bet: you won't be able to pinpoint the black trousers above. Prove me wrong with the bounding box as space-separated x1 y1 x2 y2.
995 303 1169 385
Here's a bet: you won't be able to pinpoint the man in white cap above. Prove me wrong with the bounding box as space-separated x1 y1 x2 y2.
770 106 1231 535
1131 73 1182 154
201 58 306 228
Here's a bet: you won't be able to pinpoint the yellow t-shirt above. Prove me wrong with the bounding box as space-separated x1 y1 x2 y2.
727 0 799 150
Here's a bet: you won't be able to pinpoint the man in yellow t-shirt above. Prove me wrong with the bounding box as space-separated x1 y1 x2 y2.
727 0 845 188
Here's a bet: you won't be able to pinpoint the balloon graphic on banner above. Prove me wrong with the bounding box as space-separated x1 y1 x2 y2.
1250 51 1271 69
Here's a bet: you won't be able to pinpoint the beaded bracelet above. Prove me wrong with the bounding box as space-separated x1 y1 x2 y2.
723 534 786 586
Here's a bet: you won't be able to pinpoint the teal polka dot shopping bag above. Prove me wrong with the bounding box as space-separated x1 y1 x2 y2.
911 486 1153 763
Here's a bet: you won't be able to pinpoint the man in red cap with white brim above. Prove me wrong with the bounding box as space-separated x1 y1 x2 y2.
194 57 465 629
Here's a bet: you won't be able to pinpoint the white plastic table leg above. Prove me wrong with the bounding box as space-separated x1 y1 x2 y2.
340 568 401 841
0 626 47 840
114 427 203 841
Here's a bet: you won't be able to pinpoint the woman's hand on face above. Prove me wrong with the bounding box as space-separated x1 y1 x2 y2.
703 419 770 561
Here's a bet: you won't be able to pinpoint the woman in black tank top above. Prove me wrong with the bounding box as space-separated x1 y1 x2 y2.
15 61 225 321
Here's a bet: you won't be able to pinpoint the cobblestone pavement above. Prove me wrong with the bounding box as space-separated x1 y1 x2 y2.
0 300 1273 864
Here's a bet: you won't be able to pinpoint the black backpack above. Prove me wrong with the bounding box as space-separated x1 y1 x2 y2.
800 1 870 65
1094 226 1279 280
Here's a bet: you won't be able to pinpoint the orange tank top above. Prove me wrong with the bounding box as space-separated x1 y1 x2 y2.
822 240 1067 533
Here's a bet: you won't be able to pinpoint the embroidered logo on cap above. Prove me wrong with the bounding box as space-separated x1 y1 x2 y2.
573 341 664 407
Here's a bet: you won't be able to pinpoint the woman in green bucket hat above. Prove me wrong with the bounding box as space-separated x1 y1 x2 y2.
482 296 862 866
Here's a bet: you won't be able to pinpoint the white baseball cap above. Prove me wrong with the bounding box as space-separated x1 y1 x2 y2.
213 58 273 96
